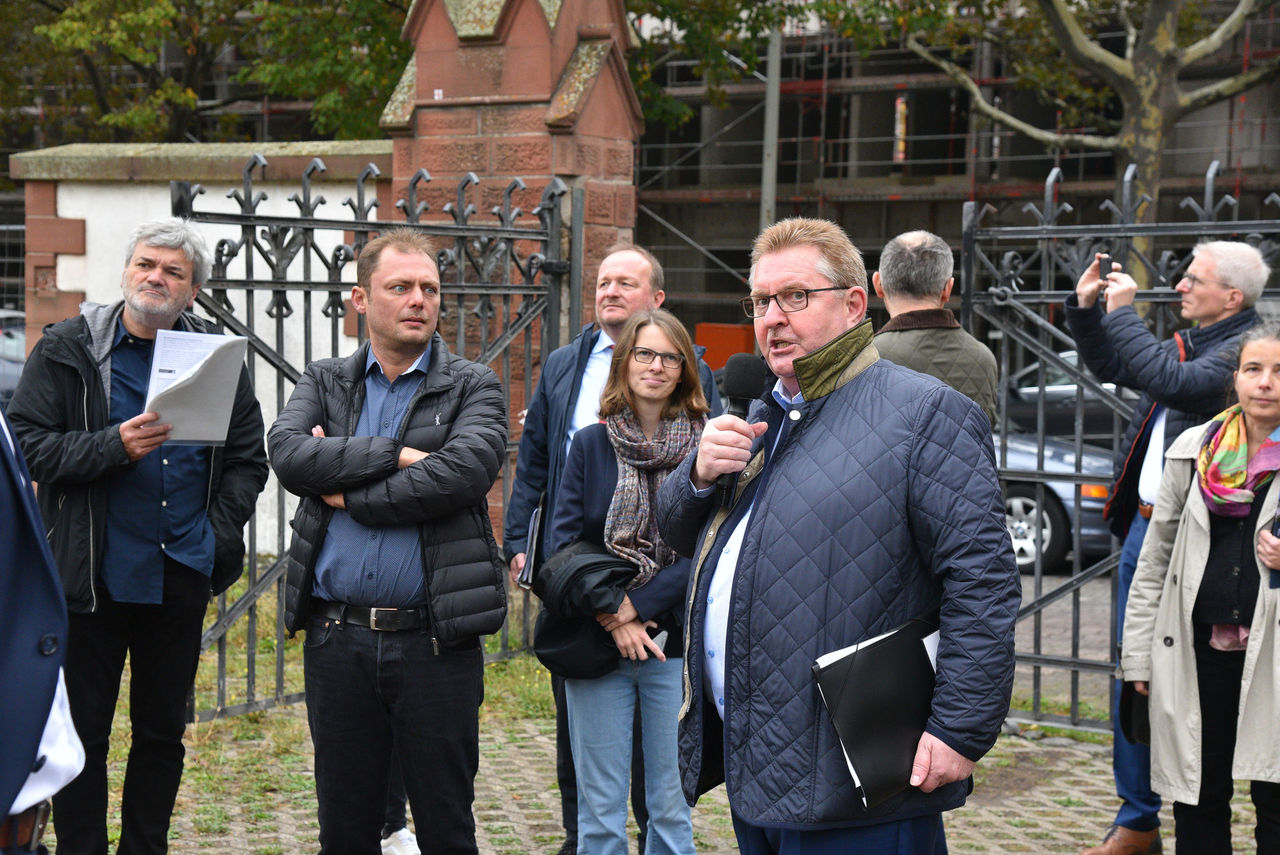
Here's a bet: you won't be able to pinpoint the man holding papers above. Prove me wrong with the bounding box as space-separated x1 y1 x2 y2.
655 218 1020 854
7 217 268 854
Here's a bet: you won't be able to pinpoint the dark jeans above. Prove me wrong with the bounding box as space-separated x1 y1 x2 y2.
52 558 210 855
1172 624 1280 855
304 617 484 855
553 672 649 849
383 751 409 838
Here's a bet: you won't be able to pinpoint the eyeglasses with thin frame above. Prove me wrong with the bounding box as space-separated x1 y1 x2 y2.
740 286 848 318
1181 271 1234 291
632 346 683 370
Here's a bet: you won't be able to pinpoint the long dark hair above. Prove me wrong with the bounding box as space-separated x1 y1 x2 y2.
598 309 710 421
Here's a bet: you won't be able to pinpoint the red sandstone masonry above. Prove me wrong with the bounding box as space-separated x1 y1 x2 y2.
414 139 490 175
614 184 636 228
604 143 634 181
481 106 547 136
492 138 552 175
583 180 616 225
25 182 57 216
416 108 480 137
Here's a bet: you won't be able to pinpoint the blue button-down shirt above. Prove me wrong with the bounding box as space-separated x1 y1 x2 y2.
312 346 432 607
103 320 213 604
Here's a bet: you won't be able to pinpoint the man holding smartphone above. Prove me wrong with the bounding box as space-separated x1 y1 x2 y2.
1065 242 1268 855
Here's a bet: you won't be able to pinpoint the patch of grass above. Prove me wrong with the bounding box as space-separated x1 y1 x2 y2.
482 653 556 721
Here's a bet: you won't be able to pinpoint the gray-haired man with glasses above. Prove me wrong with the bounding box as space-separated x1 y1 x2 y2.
1065 240 1268 855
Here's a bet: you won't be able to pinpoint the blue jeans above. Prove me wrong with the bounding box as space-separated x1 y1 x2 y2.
1113 513 1161 832
731 812 947 855
565 657 693 855
304 617 484 855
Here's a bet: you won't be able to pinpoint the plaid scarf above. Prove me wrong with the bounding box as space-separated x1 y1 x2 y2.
603 408 704 588
1196 404 1280 516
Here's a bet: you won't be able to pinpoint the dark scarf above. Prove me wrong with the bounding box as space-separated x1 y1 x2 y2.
603 408 704 588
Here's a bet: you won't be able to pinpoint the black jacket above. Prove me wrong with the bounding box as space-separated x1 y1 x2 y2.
270 335 508 645
7 302 269 611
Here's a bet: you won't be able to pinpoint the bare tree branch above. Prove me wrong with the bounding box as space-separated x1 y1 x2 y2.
905 35 1117 152
1178 53 1280 113
1181 0 1262 67
1031 0 1130 91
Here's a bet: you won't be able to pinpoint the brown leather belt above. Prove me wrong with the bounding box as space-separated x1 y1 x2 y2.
0 800 50 851
1138 502 1155 519
313 600 428 632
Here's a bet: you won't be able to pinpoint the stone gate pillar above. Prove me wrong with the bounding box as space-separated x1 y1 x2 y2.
380 0 644 330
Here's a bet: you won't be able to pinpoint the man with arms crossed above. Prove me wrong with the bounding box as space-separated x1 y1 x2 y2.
656 218 1020 855
269 229 508 855
503 242 719 854
1066 241 1266 855
8 217 268 855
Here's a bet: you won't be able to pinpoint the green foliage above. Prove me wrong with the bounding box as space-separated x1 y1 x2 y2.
239 0 413 139
24 0 254 143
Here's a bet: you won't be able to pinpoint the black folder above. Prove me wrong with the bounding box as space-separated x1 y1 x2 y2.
517 493 546 590
812 617 939 809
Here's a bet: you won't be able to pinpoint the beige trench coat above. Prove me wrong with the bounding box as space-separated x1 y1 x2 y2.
1120 423 1280 805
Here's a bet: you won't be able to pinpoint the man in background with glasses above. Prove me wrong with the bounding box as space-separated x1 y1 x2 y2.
657 217 1020 854
503 242 719 855
1065 240 1268 855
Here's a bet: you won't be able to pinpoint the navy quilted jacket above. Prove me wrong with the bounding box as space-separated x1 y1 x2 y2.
655 323 1020 828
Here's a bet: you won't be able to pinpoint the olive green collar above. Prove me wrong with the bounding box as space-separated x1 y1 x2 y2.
793 319 878 401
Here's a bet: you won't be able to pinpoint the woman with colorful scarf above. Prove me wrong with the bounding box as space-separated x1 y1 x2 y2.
1121 322 1280 855
545 309 708 855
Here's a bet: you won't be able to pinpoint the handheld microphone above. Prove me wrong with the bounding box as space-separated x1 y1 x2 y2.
715 353 772 508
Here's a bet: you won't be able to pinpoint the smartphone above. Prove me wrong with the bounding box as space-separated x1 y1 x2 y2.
647 626 669 650
1097 253 1112 277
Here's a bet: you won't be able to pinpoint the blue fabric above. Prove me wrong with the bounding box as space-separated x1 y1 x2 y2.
1064 298 1258 538
103 321 211 603
313 348 430 607
0 410 68 816
503 324 722 565
1113 513 1162 832
656 354 1021 828
547 423 689 629
731 811 947 855
565 657 693 855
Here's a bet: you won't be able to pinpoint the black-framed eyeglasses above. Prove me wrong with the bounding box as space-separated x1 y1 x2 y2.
740 286 848 318
632 346 683 369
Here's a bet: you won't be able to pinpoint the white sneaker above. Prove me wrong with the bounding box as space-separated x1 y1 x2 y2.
381 827 421 855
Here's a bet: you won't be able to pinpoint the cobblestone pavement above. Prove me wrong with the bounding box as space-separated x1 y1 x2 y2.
148 576 1258 853
158 703 1260 855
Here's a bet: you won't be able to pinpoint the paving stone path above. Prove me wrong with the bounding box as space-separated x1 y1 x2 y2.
156 703 1261 854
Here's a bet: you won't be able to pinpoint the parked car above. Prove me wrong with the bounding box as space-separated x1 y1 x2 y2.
995 431 1113 573
0 309 23 411
1004 351 1138 443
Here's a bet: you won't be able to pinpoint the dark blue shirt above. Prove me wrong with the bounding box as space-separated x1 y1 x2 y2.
103 320 212 604
312 346 431 607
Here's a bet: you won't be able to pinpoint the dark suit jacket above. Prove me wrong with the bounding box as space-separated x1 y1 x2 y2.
0 409 68 814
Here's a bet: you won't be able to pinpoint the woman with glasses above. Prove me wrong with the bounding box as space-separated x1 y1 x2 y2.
547 309 708 855
1121 321 1280 855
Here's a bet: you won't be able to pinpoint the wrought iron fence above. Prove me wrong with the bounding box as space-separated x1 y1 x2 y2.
172 155 575 720
963 161 1280 731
